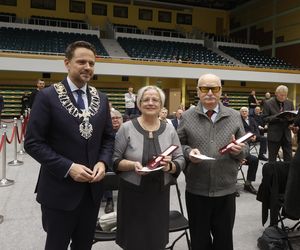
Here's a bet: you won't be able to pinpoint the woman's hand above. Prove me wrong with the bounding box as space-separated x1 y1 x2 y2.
133 161 148 176
161 155 172 172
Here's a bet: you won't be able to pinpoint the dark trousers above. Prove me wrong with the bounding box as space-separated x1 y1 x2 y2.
257 136 267 156
245 154 259 181
268 137 292 162
103 190 113 200
41 188 100 250
185 191 236 250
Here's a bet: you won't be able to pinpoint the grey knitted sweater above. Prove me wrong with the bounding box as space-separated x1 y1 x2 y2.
177 102 249 197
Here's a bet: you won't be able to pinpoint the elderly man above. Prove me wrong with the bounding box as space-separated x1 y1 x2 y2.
103 109 123 213
177 73 248 250
263 85 294 162
240 107 268 161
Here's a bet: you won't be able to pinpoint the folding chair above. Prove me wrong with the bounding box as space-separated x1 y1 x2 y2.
257 162 300 250
249 141 259 156
166 178 191 250
94 173 191 250
93 172 119 244
237 162 246 184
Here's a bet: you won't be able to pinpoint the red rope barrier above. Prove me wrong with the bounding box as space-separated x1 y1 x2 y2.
6 126 15 144
0 134 5 152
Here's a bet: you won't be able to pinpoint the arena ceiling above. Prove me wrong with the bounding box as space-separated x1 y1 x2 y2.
151 0 251 10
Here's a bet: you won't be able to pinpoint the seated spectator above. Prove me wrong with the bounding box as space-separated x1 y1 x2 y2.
222 93 230 107
240 107 268 161
159 107 172 124
171 108 183 130
241 156 259 195
253 106 268 136
103 109 123 213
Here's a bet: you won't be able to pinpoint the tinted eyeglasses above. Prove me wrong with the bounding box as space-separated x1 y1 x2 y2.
198 86 221 93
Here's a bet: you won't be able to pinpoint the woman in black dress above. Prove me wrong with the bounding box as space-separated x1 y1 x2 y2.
113 86 185 250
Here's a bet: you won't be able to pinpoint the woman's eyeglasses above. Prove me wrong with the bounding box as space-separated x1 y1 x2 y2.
198 86 221 93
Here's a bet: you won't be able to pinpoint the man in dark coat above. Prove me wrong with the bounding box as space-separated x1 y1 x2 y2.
29 78 45 109
171 108 183 130
24 41 115 250
263 85 294 162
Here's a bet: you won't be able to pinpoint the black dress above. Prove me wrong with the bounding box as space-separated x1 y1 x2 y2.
116 122 170 250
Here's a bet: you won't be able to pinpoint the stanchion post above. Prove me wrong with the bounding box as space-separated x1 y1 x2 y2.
0 124 14 187
8 118 23 166
17 115 26 155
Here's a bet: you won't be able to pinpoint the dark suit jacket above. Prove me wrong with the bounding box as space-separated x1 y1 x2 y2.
24 79 115 211
241 116 260 137
263 97 294 142
171 118 180 130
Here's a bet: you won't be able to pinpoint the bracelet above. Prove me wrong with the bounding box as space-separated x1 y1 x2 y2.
168 162 173 172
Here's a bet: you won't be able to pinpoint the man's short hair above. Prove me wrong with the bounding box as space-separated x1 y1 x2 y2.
65 41 96 60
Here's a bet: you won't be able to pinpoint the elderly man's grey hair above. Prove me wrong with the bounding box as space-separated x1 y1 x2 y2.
275 85 288 94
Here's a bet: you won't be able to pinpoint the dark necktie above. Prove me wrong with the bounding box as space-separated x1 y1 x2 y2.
206 110 214 120
75 89 85 110
279 102 283 112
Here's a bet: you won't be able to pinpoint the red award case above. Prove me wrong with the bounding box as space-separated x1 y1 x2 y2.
146 145 179 169
219 132 254 155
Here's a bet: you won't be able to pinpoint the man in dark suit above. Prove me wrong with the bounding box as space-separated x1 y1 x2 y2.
24 41 115 250
29 78 45 108
171 108 183 129
263 85 294 162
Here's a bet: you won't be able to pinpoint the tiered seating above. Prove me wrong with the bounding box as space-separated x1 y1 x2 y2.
0 12 16 23
118 37 233 65
148 27 185 38
219 45 298 70
99 88 127 114
0 85 127 118
0 27 108 56
0 85 34 117
29 16 88 29
113 24 142 34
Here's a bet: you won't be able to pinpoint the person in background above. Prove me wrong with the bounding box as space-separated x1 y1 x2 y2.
24 41 115 250
171 108 183 130
0 94 3 125
248 90 259 116
159 107 172 124
260 92 271 109
124 87 136 118
222 93 230 107
177 73 248 250
113 85 185 250
21 92 30 115
103 109 123 214
253 106 268 136
263 85 294 162
29 78 45 109
240 107 268 161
